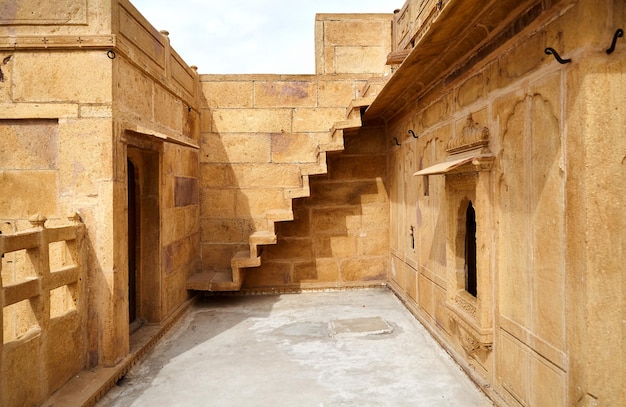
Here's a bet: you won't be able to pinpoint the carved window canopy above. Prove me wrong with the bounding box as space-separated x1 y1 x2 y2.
413 115 494 177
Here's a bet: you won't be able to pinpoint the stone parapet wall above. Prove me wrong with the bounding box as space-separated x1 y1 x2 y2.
0 215 87 407
315 13 393 75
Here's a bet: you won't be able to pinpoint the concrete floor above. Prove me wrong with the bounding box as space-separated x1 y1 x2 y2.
97 289 493 406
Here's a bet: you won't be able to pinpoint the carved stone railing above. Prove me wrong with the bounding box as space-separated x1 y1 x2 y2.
0 213 87 407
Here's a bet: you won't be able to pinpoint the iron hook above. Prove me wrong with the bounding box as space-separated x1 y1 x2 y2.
408 130 418 139
544 47 571 64
606 28 624 54
393 137 401 146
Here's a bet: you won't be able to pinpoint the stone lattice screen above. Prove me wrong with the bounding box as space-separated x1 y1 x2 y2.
0 214 87 407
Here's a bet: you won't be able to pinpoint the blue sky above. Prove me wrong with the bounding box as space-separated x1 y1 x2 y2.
130 0 401 74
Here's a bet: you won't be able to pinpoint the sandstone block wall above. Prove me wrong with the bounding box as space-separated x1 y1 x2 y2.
315 13 393 75
1 1 201 403
383 0 626 405
199 73 382 283
198 10 393 291
252 126 389 291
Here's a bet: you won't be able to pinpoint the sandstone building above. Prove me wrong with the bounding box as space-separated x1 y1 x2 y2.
0 0 624 406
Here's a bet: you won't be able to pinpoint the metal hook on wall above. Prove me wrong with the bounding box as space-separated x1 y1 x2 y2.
393 137 401 146
606 28 624 54
544 47 571 64
107 49 116 59
408 130 418 139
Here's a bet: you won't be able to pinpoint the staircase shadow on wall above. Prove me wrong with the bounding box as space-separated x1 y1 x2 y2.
252 127 389 291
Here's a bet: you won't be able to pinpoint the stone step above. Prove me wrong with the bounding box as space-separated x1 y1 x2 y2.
231 250 261 269
266 209 294 223
347 97 375 120
285 176 310 199
249 230 277 245
301 160 328 176
186 269 242 291
191 95 371 293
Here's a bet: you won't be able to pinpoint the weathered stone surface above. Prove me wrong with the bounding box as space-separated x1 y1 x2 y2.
496 32 547 89
13 52 111 104
335 46 387 74
200 188 236 218
340 257 387 282
308 180 386 206
243 260 291 288
315 13 392 75
456 72 485 108
324 20 389 46
299 258 340 283
199 164 231 187
0 171 57 217
271 133 318 164
212 109 292 133
266 238 313 260
200 217 248 244
174 177 199 207
228 164 301 188
343 127 386 153
201 243 239 271
315 235 356 258
318 80 355 107
202 81 253 108
202 133 271 164
154 85 183 132
0 119 58 169
2 1 624 406
162 206 199 246
254 81 317 108
117 58 153 119
235 188 288 217
292 107 345 133
356 231 388 256
328 154 386 180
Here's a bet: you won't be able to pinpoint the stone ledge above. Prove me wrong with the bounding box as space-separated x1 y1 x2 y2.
0 103 79 119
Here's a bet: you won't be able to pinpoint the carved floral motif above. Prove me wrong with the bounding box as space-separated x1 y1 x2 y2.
459 327 481 354
446 114 490 154
455 295 477 318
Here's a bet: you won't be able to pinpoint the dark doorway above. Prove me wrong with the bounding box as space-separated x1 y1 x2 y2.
127 158 139 325
465 201 477 297
127 142 161 326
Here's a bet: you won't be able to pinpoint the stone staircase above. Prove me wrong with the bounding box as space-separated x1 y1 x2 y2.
186 96 375 291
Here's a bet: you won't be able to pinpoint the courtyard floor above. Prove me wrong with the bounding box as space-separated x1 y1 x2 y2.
97 288 492 406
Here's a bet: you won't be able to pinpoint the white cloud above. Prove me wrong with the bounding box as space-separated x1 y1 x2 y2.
129 0 402 74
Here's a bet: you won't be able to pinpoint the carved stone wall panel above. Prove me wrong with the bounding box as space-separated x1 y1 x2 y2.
0 0 87 25
118 4 166 69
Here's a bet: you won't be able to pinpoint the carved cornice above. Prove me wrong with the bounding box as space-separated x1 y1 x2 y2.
446 114 490 154
0 35 115 50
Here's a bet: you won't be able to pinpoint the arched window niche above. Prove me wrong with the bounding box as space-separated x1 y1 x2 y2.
413 113 494 359
465 200 477 297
